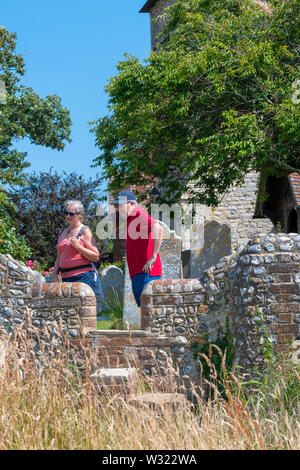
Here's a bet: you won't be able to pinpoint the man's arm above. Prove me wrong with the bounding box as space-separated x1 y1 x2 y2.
143 222 163 274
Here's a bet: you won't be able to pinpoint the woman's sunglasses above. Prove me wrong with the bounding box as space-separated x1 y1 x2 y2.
64 210 80 217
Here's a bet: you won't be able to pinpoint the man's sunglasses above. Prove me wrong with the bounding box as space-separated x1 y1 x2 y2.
64 210 80 217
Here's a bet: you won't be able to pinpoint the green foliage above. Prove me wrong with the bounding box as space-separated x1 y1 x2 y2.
0 221 32 262
254 305 274 364
275 220 283 233
91 0 300 205
0 188 32 261
0 188 15 225
97 319 113 330
192 317 235 390
100 260 125 273
101 287 124 330
240 355 300 416
8 170 104 267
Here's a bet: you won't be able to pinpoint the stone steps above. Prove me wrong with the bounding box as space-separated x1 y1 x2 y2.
128 392 189 414
89 367 190 411
90 367 138 394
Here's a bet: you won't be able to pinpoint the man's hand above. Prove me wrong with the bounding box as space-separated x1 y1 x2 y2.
142 256 156 274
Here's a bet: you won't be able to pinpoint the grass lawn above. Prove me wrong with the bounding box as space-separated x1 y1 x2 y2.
97 319 113 330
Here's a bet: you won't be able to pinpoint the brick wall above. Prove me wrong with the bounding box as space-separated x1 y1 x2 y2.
88 330 172 377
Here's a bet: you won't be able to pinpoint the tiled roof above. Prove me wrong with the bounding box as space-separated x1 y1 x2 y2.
139 0 159 13
289 173 300 206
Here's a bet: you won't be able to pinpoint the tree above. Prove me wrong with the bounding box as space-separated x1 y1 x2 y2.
0 26 72 261
0 189 32 262
91 0 300 206
9 170 104 267
0 27 72 186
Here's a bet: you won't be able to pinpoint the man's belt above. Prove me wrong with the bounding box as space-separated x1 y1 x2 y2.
59 264 92 273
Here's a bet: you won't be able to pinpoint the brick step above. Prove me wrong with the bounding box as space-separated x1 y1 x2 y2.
90 367 138 394
90 366 190 407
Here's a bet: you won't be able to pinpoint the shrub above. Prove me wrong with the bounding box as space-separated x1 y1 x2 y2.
0 222 32 262
26 259 54 277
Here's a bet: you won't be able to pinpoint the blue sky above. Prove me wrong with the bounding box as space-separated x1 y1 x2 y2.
1 0 150 191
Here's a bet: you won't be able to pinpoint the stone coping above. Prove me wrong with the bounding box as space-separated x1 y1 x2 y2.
142 278 203 295
32 281 95 298
87 329 149 337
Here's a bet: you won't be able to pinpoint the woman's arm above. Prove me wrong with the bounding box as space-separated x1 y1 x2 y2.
70 228 99 262
51 252 61 281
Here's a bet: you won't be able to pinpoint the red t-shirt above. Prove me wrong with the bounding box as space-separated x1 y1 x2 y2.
126 206 162 279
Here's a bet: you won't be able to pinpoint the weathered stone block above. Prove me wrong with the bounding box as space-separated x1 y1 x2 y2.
270 284 300 294
79 306 97 318
80 317 97 329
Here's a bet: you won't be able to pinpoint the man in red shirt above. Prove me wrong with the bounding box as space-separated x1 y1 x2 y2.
112 190 163 307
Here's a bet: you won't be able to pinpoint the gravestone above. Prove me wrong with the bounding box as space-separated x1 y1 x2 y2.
159 221 182 279
190 220 231 278
123 221 182 328
100 265 124 302
123 258 141 329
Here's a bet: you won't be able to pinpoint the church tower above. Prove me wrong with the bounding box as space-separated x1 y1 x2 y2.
140 0 277 277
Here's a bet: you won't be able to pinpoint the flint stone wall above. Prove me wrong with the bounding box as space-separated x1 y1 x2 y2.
0 254 97 339
1 232 299 382
208 173 275 252
140 233 300 375
182 173 275 277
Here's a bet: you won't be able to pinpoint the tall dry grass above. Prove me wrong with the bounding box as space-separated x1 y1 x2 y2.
0 320 299 450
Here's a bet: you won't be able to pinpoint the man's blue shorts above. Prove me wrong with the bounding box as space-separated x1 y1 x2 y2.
131 273 162 307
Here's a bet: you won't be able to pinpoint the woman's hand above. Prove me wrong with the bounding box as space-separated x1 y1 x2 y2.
70 237 81 250
79 229 99 261
51 273 60 282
